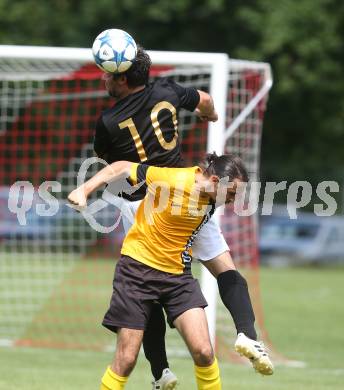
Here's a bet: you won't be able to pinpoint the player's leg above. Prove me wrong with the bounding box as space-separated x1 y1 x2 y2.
173 308 221 390
101 328 143 390
192 219 257 340
192 220 273 375
162 271 221 389
143 302 169 378
100 256 156 388
201 250 257 340
120 198 173 386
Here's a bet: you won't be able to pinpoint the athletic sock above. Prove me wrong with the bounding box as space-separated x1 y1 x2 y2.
143 302 169 380
217 270 257 340
101 366 128 390
194 358 221 390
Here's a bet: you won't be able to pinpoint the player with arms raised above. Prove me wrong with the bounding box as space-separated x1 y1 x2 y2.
69 152 250 390
93 43 273 389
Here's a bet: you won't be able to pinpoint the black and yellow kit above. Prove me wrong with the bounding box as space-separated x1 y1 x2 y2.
94 78 200 201
121 163 215 274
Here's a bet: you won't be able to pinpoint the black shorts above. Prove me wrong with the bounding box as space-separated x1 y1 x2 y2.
102 255 207 333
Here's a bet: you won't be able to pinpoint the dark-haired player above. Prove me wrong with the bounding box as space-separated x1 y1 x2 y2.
93 46 273 389
68 153 250 390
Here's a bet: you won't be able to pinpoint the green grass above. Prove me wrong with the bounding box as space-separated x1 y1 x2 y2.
1 266 344 389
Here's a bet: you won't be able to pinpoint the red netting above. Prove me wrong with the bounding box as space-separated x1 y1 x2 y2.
0 58 271 355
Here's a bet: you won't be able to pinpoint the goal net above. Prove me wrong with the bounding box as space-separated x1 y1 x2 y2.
0 45 272 357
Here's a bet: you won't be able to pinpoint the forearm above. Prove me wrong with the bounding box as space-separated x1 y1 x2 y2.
196 90 216 116
195 90 218 122
82 161 132 197
68 160 132 208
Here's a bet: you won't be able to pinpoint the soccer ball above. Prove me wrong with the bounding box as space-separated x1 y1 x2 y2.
92 29 137 73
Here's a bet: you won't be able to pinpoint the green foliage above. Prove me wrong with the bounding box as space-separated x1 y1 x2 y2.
0 0 343 183
236 0 344 182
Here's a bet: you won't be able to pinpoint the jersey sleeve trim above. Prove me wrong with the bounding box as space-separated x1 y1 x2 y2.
129 163 150 186
129 163 139 185
137 164 150 183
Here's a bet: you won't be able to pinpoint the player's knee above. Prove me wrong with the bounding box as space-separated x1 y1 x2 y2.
123 351 138 370
114 351 138 376
203 252 237 278
193 344 214 366
218 269 248 287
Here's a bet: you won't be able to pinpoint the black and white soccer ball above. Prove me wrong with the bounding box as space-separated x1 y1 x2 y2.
92 29 137 73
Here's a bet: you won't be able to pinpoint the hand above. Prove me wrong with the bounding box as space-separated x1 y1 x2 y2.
67 187 87 210
195 109 218 122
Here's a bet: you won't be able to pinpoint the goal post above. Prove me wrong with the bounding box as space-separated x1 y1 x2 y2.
218 58 273 359
0 45 272 356
201 54 229 346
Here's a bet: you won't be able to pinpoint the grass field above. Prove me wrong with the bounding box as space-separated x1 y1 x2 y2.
1 266 344 389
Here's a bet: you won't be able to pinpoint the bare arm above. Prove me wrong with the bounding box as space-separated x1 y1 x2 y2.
67 161 132 208
195 90 218 122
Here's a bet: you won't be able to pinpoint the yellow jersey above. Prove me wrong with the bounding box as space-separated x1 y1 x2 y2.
121 163 215 274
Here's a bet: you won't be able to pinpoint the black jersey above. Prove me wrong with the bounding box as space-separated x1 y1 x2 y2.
93 78 200 200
